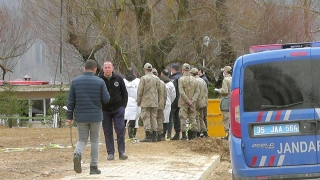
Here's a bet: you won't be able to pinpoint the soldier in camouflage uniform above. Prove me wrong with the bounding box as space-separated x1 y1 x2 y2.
137 63 161 142
214 66 232 138
178 63 200 140
190 68 208 138
152 68 167 141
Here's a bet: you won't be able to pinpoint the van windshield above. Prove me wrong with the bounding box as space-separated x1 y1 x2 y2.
243 59 318 112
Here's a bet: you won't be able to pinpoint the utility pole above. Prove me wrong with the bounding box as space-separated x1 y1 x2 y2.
59 0 63 84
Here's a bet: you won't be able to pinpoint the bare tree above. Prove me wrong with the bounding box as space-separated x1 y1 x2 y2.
21 0 320 82
0 4 34 80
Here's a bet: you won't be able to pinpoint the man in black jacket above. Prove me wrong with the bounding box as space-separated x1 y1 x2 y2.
169 63 182 140
99 61 128 161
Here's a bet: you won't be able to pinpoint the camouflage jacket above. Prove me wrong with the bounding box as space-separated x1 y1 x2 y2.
220 74 232 98
137 72 161 107
178 72 200 107
195 75 208 108
158 80 167 110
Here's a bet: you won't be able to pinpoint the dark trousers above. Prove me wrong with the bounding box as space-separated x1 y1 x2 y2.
102 106 125 155
203 106 208 128
169 106 181 133
163 123 168 135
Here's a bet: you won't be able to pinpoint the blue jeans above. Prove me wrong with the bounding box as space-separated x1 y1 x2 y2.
74 121 102 166
102 106 126 155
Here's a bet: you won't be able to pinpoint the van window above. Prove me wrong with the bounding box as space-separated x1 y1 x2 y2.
243 60 315 112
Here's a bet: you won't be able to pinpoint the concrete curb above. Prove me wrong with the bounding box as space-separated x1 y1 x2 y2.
62 154 221 180
199 155 221 180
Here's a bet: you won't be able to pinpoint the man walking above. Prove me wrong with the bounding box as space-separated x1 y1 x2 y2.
169 63 182 140
137 63 161 142
67 60 110 175
99 61 128 160
178 63 200 140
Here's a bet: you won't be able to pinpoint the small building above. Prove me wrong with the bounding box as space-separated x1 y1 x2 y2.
0 82 69 127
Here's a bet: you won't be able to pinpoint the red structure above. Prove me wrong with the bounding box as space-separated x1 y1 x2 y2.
0 80 49 85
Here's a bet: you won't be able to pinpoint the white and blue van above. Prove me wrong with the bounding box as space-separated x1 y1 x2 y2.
220 42 320 179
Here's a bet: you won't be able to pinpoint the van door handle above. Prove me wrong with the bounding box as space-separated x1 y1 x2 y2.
316 120 320 134
303 121 317 133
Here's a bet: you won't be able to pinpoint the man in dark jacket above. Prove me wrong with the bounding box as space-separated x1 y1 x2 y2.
169 63 182 140
99 61 128 161
67 60 110 175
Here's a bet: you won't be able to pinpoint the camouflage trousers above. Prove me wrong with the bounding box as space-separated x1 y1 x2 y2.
140 107 158 132
156 109 164 134
196 107 207 132
179 106 198 132
222 112 230 133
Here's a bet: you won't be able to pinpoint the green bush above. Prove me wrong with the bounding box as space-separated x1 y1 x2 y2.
208 83 219 99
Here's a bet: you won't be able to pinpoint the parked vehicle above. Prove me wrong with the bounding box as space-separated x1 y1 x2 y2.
220 42 320 179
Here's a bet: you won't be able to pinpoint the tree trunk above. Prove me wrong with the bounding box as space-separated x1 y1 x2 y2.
216 0 236 66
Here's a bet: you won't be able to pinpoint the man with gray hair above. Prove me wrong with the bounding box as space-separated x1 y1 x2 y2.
178 63 200 140
137 63 161 142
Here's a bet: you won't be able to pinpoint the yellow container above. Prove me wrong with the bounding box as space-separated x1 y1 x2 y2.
207 99 227 137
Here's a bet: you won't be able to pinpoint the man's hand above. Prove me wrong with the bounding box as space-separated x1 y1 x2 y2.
67 120 72 125
188 101 194 107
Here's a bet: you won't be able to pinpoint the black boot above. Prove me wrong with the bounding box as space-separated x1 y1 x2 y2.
73 153 82 173
157 133 162 141
90 166 101 175
152 131 158 142
140 131 152 142
167 133 171 140
187 130 193 140
128 127 134 139
203 131 208 137
180 131 187 140
170 131 180 140
191 130 197 139
197 132 201 137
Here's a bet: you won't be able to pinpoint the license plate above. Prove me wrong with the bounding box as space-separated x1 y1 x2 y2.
253 123 299 136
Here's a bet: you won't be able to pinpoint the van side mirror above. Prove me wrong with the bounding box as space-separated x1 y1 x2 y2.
220 97 230 112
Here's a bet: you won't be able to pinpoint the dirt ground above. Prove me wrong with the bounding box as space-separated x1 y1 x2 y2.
0 125 231 180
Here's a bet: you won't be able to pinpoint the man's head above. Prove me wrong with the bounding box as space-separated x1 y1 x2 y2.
103 61 114 77
221 65 232 76
152 68 158 76
182 63 191 73
161 69 169 77
127 67 134 75
190 68 198 76
144 63 152 73
84 60 97 73
197 66 204 76
170 63 179 74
